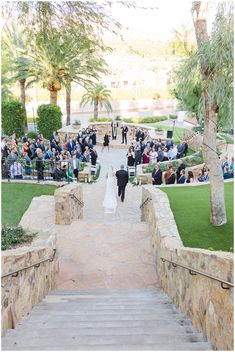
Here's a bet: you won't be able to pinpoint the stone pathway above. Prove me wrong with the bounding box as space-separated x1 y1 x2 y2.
20 145 158 291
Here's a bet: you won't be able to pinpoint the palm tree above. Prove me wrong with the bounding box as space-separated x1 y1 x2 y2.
80 83 112 121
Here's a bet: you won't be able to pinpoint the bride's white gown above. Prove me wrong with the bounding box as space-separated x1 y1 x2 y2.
102 169 117 214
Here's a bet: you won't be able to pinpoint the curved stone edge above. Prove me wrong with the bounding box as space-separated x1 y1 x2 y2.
1 230 59 336
141 185 234 351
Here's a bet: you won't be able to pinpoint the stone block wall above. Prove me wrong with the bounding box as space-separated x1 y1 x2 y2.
1 231 59 335
141 185 234 351
54 183 83 225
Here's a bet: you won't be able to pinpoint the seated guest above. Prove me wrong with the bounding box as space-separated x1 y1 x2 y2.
168 145 177 160
10 160 23 179
229 157 234 177
198 168 209 182
152 164 162 185
176 160 186 182
165 166 176 185
165 138 173 151
90 147 98 166
149 146 158 164
186 171 194 183
176 141 185 159
177 169 186 184
224 166 233 179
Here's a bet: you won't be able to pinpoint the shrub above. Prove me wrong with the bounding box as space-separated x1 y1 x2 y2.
122 116 167 124
192 125 204 134
27 131 38 140
37 104 62 139
2 226 37 250
89 117 113 122
2 100 26 137
169 114 177 120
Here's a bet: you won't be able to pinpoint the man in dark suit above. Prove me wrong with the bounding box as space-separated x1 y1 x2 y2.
121 125 128 144
152 164 162 185
116 164 129 202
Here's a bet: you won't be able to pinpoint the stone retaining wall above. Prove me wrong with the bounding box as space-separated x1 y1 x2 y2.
1 231 59 335
54 183 83 225
141 185 233 351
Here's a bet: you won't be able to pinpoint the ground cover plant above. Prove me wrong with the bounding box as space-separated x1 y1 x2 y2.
161 182 233 252
2 183 58 227
2 226 37 250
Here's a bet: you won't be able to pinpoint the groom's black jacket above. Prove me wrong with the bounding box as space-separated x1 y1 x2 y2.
116 169 129 187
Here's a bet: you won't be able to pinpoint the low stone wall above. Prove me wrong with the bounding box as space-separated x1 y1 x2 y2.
54 183 83 225
141 185 234 351
1 231 59 335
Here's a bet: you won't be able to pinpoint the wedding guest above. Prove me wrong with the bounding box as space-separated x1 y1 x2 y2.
152 164 162 185
186 170 194 183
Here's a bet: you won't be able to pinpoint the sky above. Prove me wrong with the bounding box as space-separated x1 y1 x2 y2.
106 0 218 40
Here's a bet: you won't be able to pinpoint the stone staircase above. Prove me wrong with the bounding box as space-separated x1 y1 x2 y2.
2 288 212 351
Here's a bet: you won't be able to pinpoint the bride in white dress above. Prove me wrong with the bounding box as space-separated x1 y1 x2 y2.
102 166 117 214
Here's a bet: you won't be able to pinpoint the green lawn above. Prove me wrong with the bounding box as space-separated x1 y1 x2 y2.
161 182 233 252
139 123 185 143
2 183 58 227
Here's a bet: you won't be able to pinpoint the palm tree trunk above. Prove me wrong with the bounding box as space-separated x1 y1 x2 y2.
66 83 71 126
19 79 27 131
192 1 226 225
94 99 99 121
50 90 57 105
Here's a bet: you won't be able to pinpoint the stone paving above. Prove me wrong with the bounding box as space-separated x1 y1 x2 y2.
20 145 158 290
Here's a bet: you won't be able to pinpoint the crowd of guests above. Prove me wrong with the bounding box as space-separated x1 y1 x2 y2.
126 127 188 167
1 126 98 181
151 161 210 186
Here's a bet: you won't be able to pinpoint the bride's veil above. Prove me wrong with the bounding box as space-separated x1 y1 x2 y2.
107 166 113 179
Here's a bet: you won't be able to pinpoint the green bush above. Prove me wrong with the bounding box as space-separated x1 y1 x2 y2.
169 114 177 120
192 125 204 134
2 225 37 250
37 104 62 139
27 131 38 140
89 117 113 122
2 100 26 137
73 119 81 125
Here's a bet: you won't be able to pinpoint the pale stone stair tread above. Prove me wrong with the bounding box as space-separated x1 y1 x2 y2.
2 288 212 351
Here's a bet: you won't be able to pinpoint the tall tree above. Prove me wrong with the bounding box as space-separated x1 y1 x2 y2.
80 83 112 121
191 1 233 225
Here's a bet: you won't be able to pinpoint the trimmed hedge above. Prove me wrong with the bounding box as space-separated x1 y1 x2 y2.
89 117 113 122
2 100 26 137
122 116 167 124
37 104 62 139
27 131 38 140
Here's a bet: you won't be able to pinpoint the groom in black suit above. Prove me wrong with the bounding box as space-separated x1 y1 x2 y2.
116 164 129 202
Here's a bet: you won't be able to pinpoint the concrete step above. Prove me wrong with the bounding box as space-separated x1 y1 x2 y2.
2 332 207 347
1 342 213 351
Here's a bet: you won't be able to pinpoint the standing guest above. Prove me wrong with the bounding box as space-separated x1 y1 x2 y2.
66 137 75 155
90 147 98 166
157 147 164 162
186 171 194 183
177 169 186 184
221 156 228 173
23 152 32 176
69 152 80 180
111 121 118 140
121 125 128 144
134 144 142 166
149 146 158 164
102 133 110 152
165 166 176 185
142 148 150 164
183 140 188 156
165 138 173 151
176 160 186 182
83 146 90 162
168 145 177 160
7 149 18 166
1 138 9 159
127 146 135 166
36 153 44 180
22 134 28 143
10 160 23 179
152 164 162 185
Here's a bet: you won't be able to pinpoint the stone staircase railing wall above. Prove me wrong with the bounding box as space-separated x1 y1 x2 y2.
141 185 233 351
1 231 59 336
54 183 83 225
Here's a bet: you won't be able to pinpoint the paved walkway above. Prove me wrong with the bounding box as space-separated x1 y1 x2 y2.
20 145 158 290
